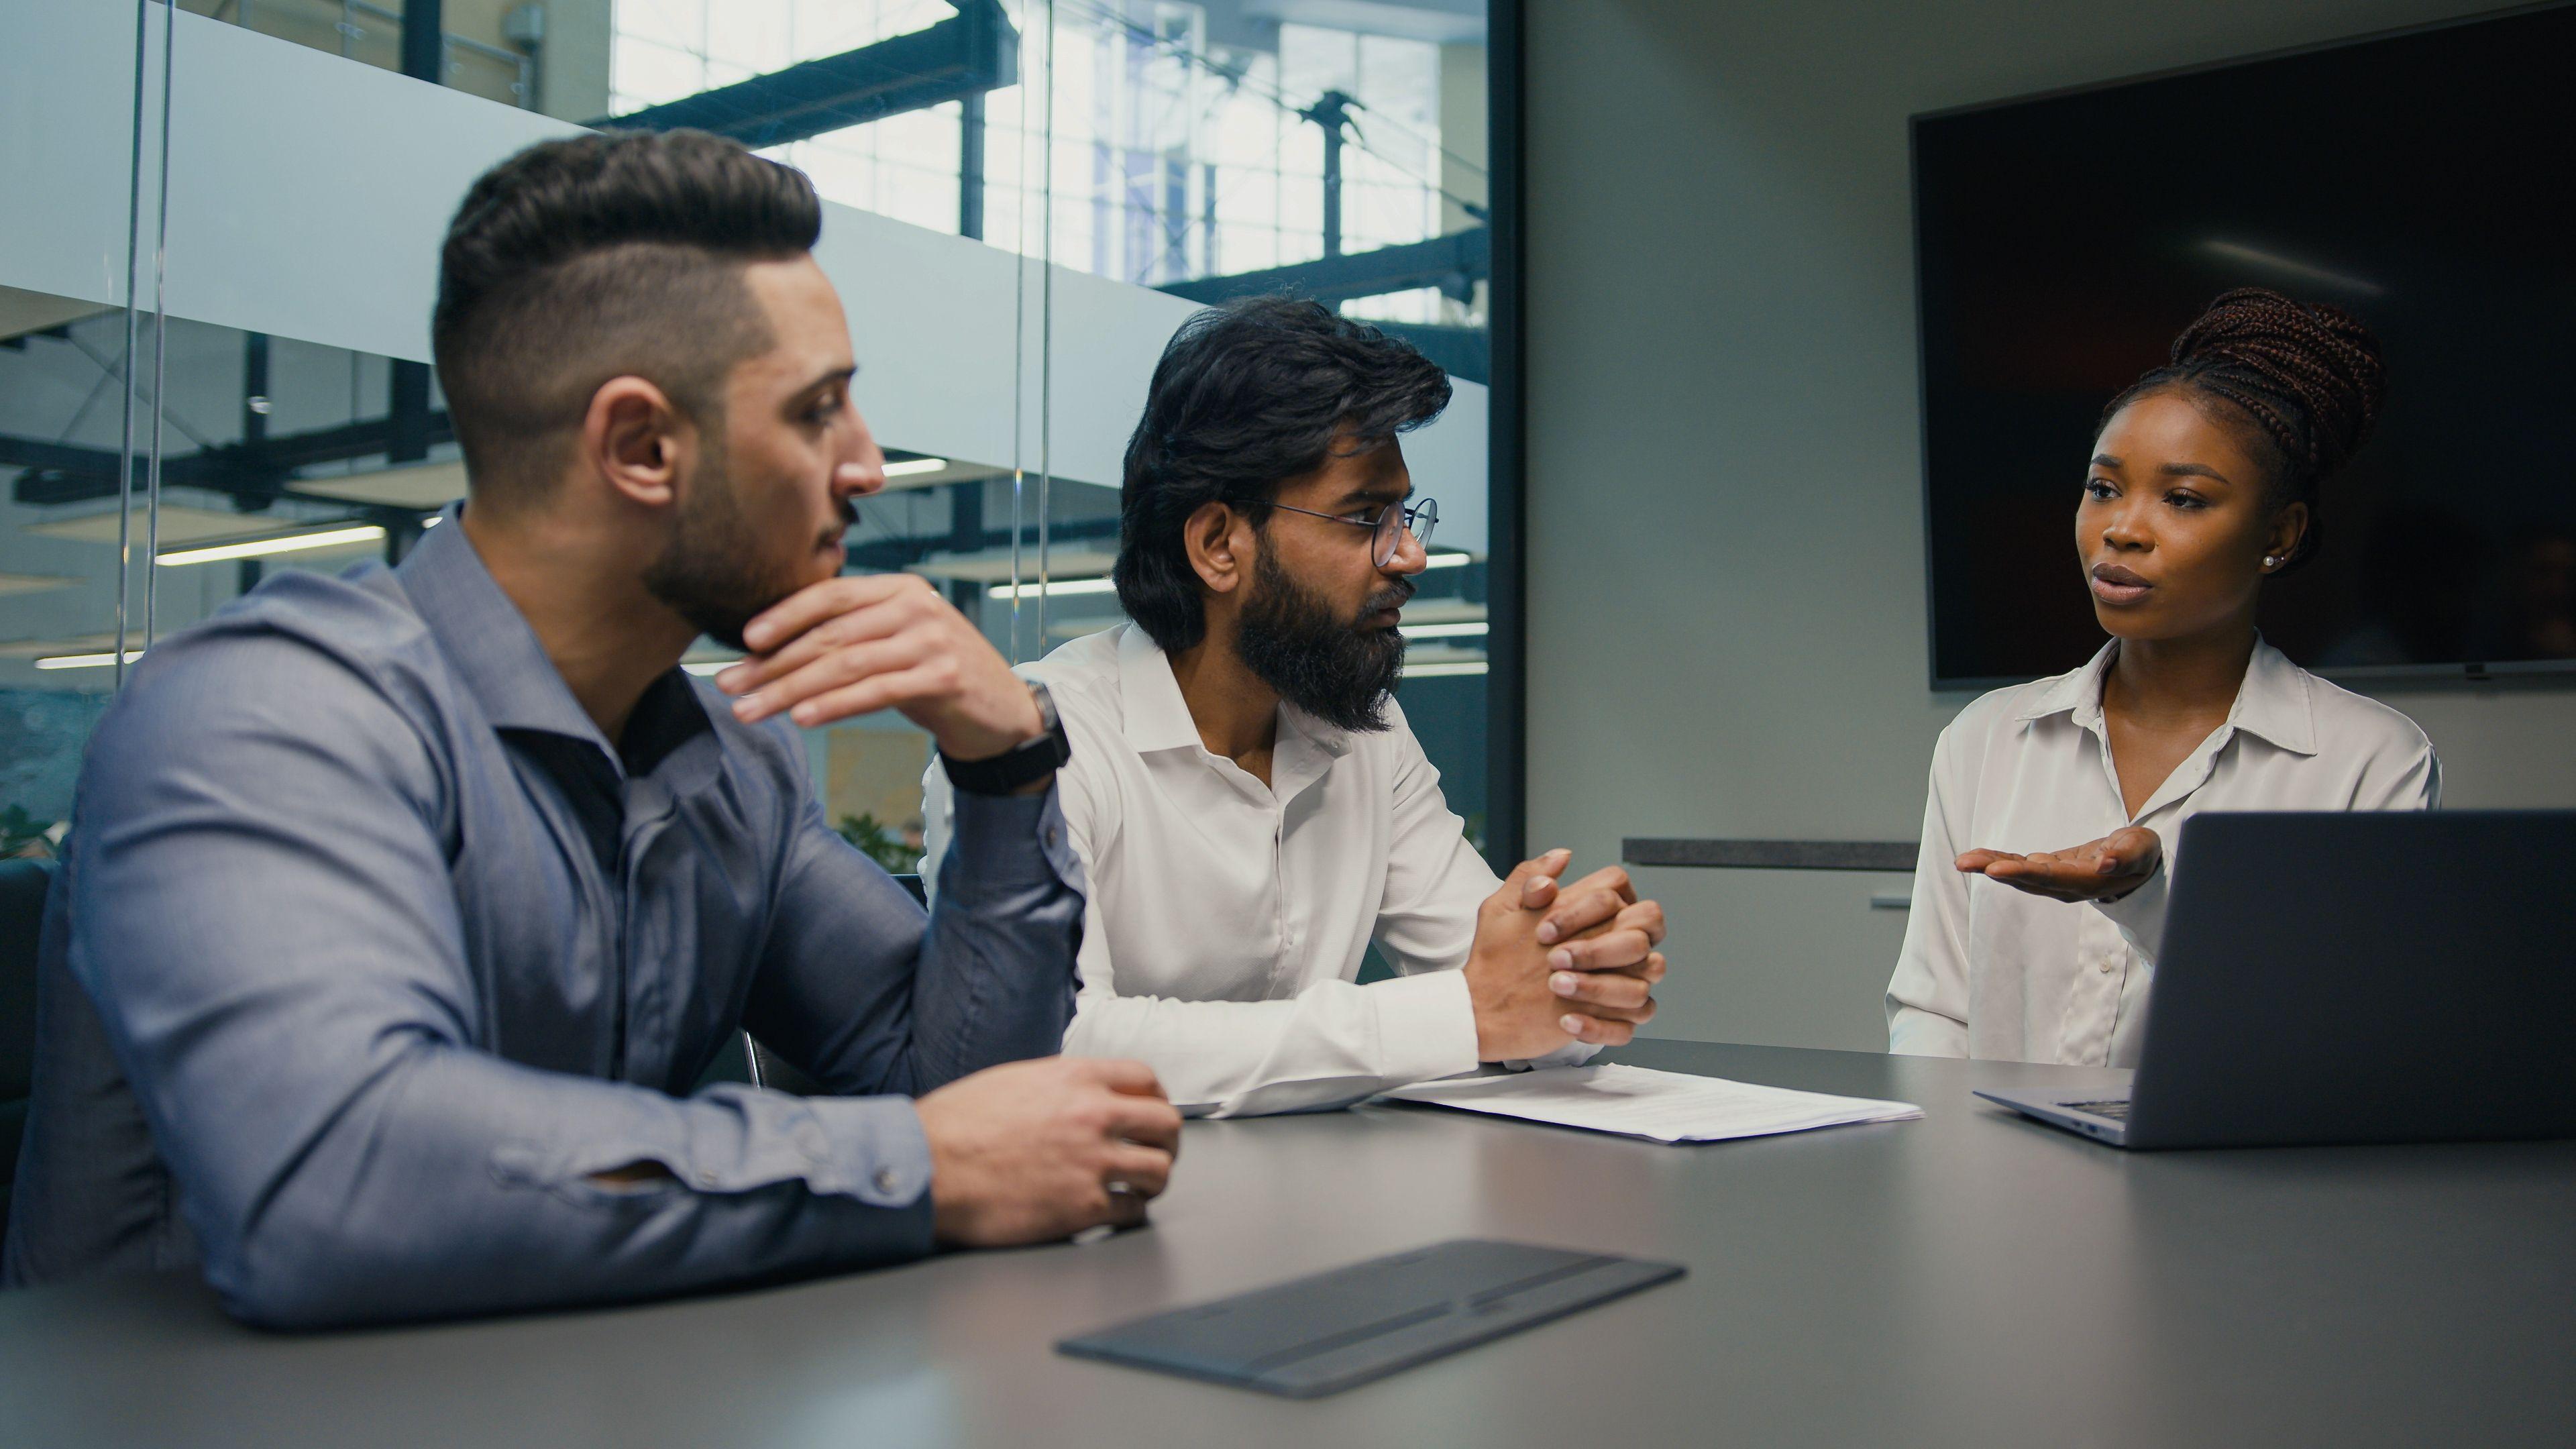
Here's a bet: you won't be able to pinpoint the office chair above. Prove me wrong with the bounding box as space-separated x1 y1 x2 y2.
733 873 927 1096
0 859 56 1254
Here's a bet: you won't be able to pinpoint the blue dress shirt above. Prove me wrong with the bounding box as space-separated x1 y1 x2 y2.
1 511 1083 1327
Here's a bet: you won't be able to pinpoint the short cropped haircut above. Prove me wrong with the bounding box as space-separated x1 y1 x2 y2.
1114 296 1452 652
431 129 822 498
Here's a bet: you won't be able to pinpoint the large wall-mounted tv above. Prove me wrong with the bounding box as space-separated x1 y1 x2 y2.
1911 3 2576 688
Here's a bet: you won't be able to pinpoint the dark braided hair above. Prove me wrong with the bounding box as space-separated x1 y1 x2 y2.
2098 286 2388 575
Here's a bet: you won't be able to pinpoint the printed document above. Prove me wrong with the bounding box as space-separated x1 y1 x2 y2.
1382 1064 1921 1144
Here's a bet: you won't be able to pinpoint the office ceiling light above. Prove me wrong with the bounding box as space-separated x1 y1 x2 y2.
912 549 1118 584
0 284 111 340
1421 552 1472 570
289 458 470 509
1399 600 1486 626
1402 659 1488 678
157 525 386 566
1400 621 1488 639
989 576 1120 600
877 457 1014 493
26 502 294 547
0 572 76 598
34 649 146 671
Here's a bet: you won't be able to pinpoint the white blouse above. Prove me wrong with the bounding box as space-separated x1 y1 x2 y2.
1885 638 2439 1067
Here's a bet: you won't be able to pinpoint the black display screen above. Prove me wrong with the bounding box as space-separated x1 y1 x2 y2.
1911 3 2576 686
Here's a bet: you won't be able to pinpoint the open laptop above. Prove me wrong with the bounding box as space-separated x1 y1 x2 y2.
1976 810 2576 1150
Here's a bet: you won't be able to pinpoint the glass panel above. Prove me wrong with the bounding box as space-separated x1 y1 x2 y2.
1001 2 1498 856
182 1 556 114
584 0 1501 857
8 2 1505 878
0 293 142 859
0 1 179 862
593 6 1496 632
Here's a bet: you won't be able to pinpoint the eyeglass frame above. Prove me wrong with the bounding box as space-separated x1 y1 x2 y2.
1255 496 1440 569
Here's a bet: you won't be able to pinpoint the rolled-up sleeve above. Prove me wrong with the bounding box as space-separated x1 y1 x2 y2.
65 637 1011 1329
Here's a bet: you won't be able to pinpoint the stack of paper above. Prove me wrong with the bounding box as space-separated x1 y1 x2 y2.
1381 1063 1921 1144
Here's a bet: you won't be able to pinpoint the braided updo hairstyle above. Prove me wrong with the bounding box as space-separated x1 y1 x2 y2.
2098 287 2388 575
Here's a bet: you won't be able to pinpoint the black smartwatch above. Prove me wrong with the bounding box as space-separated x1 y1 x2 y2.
939 681 1071 796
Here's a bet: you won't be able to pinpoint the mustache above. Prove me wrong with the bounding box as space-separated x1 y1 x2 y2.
822 499 857 546
1360 579 1416 619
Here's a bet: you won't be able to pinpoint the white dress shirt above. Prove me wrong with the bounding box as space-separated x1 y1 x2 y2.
924 624 1507 1116
1886 637 2439 1067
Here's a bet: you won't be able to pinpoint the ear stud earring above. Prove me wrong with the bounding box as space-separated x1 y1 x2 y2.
2263 555 2284 570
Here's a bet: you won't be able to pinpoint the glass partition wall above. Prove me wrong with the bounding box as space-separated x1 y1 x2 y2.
1 1 1510 873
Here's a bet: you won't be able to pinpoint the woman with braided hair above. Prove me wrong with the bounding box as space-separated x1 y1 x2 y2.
1887 288 2439 1066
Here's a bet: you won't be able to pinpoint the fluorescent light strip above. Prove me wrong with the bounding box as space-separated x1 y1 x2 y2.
882 457 949 478
156 525 387 566
989 576 1118 600
421 515 443 527
1401 621 1488 639
1421 553 1472 570
35 650 146 671
1403 660 1488 678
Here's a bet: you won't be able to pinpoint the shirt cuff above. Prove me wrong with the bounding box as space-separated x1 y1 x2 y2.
1372 969 1483 1085
800 1095 937 1210
936 786 1085 898
2092 861 2169 965
490 1090 934 1228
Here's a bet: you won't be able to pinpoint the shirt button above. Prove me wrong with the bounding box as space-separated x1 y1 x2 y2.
694 1169 718 1188
1043 827 1061 849
2098 959 2116 973
872 1166 901 1196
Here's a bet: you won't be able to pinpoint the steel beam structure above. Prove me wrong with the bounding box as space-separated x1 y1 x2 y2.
1156 227 1491 309
594 2 1016 150
3 411 455 511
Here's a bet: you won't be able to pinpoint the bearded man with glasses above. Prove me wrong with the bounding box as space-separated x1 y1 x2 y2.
912 297 1670 1116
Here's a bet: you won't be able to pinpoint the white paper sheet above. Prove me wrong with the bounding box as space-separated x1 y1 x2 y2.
1381 1064 1923 1144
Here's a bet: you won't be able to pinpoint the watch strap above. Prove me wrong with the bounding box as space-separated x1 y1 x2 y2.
939 683 1071 796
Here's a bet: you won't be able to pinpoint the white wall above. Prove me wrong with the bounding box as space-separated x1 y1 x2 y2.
1522 0 2576 1050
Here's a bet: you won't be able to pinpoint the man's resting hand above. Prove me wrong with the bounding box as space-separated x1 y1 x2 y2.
914 1057 1181 1246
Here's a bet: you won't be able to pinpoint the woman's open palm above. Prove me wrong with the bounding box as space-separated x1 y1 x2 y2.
1956 826 2161 902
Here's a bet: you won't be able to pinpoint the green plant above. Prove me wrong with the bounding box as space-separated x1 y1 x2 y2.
833 812 922 876
1 804 59 859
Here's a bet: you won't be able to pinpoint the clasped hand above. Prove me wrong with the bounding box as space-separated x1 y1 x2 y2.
1465 849 1670 1060
1956 825 2161 903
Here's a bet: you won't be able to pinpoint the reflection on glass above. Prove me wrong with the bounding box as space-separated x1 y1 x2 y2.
184 0 564 114
594 0 1495 847
9 1 1498 863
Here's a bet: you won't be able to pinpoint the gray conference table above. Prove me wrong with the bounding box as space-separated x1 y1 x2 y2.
4 1040 2572 1448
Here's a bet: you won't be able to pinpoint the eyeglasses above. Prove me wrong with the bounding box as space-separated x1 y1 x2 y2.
1263 496 1439 569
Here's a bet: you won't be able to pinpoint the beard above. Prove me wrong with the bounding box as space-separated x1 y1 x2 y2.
640 437 851 651
1234 546 1412 733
